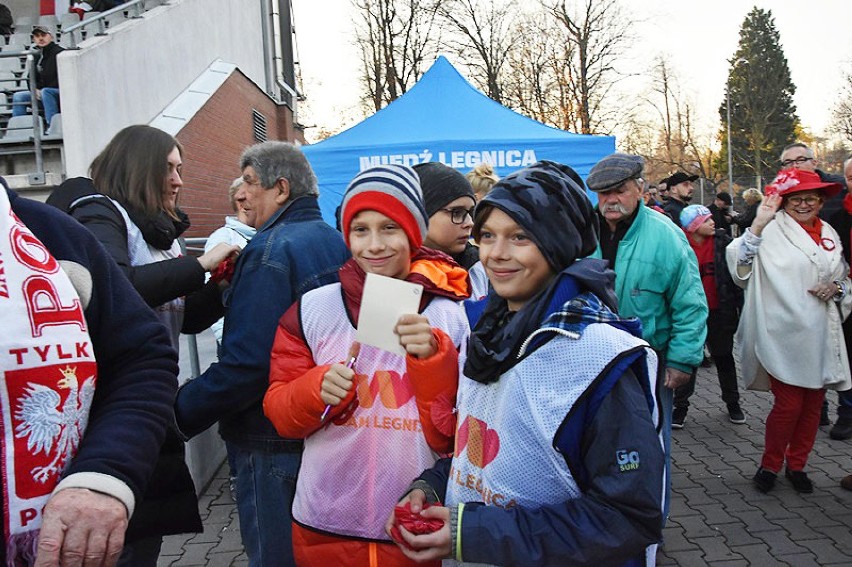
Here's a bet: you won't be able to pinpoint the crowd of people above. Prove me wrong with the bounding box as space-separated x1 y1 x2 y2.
2 2 134 131
1 126 851 567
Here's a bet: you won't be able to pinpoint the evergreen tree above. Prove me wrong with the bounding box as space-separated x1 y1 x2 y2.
718 7 798 188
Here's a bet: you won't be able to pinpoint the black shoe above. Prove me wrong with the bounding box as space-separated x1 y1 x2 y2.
841 474 852 491
785 469 814 493
829 418 852 440
672 408 687 430
753 468 777 493
820 405 831 426
728 404 746 424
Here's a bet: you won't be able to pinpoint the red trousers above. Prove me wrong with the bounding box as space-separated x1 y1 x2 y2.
761 376 825 472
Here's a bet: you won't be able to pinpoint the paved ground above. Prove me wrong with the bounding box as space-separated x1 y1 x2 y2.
159 363 852 566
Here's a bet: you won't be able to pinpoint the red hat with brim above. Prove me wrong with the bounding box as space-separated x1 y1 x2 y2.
765 168 842 200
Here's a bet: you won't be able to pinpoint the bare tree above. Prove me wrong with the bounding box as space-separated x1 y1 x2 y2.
831 70 852 145
646 58 710 176
438 0 517 103
544 0 632 134
622 55 720 188
501 11 581 130
353 0 444 111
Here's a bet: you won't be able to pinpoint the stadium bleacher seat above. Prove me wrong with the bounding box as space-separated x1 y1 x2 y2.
0 56 24 92
13 16 34 31
58 13 81 33
1 114 40 143
43 113 62 140
6 34 30 49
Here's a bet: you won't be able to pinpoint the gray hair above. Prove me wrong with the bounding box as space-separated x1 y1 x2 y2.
239 141 318 198
780 142 814 161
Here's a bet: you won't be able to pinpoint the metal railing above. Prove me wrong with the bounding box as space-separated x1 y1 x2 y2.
180 236 208 377
0 50 48 184
62 0 168 49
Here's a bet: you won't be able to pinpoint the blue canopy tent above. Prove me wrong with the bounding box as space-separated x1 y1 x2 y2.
302 56 615 225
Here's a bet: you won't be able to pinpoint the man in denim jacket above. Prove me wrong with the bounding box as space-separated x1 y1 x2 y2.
175 142 349 567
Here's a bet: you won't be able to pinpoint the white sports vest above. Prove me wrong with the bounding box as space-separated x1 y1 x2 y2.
445 323 659 567
112 200 184 347
295 283 469 540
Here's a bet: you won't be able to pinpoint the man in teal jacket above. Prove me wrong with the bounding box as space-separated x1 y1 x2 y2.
587 152 708 520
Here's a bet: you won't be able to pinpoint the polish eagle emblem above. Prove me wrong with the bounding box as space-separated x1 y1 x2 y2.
14 366 96 483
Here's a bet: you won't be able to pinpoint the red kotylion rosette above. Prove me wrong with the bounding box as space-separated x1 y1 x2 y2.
389 501 444 550
209 256 236 284
430 390 457 438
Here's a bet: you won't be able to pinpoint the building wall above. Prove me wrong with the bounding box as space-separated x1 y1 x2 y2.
58 0 268 177
175 70 302 239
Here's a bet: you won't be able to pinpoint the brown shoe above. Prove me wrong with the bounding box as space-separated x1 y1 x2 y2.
841 474 852 491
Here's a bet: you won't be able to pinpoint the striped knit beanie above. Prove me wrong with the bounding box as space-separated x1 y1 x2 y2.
339 164 429 253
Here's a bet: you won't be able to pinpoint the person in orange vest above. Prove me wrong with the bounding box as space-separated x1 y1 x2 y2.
264 164 471 567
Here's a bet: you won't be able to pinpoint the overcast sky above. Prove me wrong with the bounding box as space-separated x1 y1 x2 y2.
291 0 852 145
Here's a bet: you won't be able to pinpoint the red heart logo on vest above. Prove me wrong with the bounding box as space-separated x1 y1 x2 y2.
455 414 470 454
455 416 499 468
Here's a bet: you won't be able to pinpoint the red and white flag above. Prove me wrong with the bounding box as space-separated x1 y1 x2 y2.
40 1 71 16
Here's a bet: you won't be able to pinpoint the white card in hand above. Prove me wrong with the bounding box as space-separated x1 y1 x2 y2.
356 273 423 356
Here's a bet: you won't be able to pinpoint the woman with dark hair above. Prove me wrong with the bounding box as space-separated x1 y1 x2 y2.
47 124 238 565
387 161 665 566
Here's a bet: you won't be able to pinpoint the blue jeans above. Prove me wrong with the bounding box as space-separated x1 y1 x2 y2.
227 443 301 567
11 87 60 128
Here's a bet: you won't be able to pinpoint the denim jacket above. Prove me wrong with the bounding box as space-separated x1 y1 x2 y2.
175 196 350 452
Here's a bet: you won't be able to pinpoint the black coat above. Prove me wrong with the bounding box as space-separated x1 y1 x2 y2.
708 203 733 236
46 178 224 331
35 41 64 90
0 4 11 36
712 230 743 325
46 177 206 540
735 202 759 232
818 168 847 226
823 188 852 361
662 198 687 225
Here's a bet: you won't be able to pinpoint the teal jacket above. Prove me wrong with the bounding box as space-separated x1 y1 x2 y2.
592 202 707 373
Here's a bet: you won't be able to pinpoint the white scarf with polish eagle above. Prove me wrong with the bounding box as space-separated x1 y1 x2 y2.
0 189 96 563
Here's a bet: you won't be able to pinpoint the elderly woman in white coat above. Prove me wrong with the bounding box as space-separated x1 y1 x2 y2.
726 168 852 494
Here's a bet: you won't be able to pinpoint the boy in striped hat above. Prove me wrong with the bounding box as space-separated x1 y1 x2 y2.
264 165 471 567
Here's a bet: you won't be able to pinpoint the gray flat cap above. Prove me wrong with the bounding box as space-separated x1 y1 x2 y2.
587 153 644 192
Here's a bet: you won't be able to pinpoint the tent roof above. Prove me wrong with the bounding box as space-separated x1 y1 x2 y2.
302 56 614 224
313 56 598 149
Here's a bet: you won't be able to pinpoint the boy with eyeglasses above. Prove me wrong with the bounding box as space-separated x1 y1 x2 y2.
414 162 489 299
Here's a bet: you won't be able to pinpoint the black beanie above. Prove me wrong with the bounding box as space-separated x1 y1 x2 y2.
413 162 475 217
473 160 599 272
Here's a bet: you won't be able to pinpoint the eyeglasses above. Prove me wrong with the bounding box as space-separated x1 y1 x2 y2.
780 156 814 167
441 207 475 224
786 195 822 206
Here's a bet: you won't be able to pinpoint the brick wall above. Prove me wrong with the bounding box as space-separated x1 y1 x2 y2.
176 70 304 239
